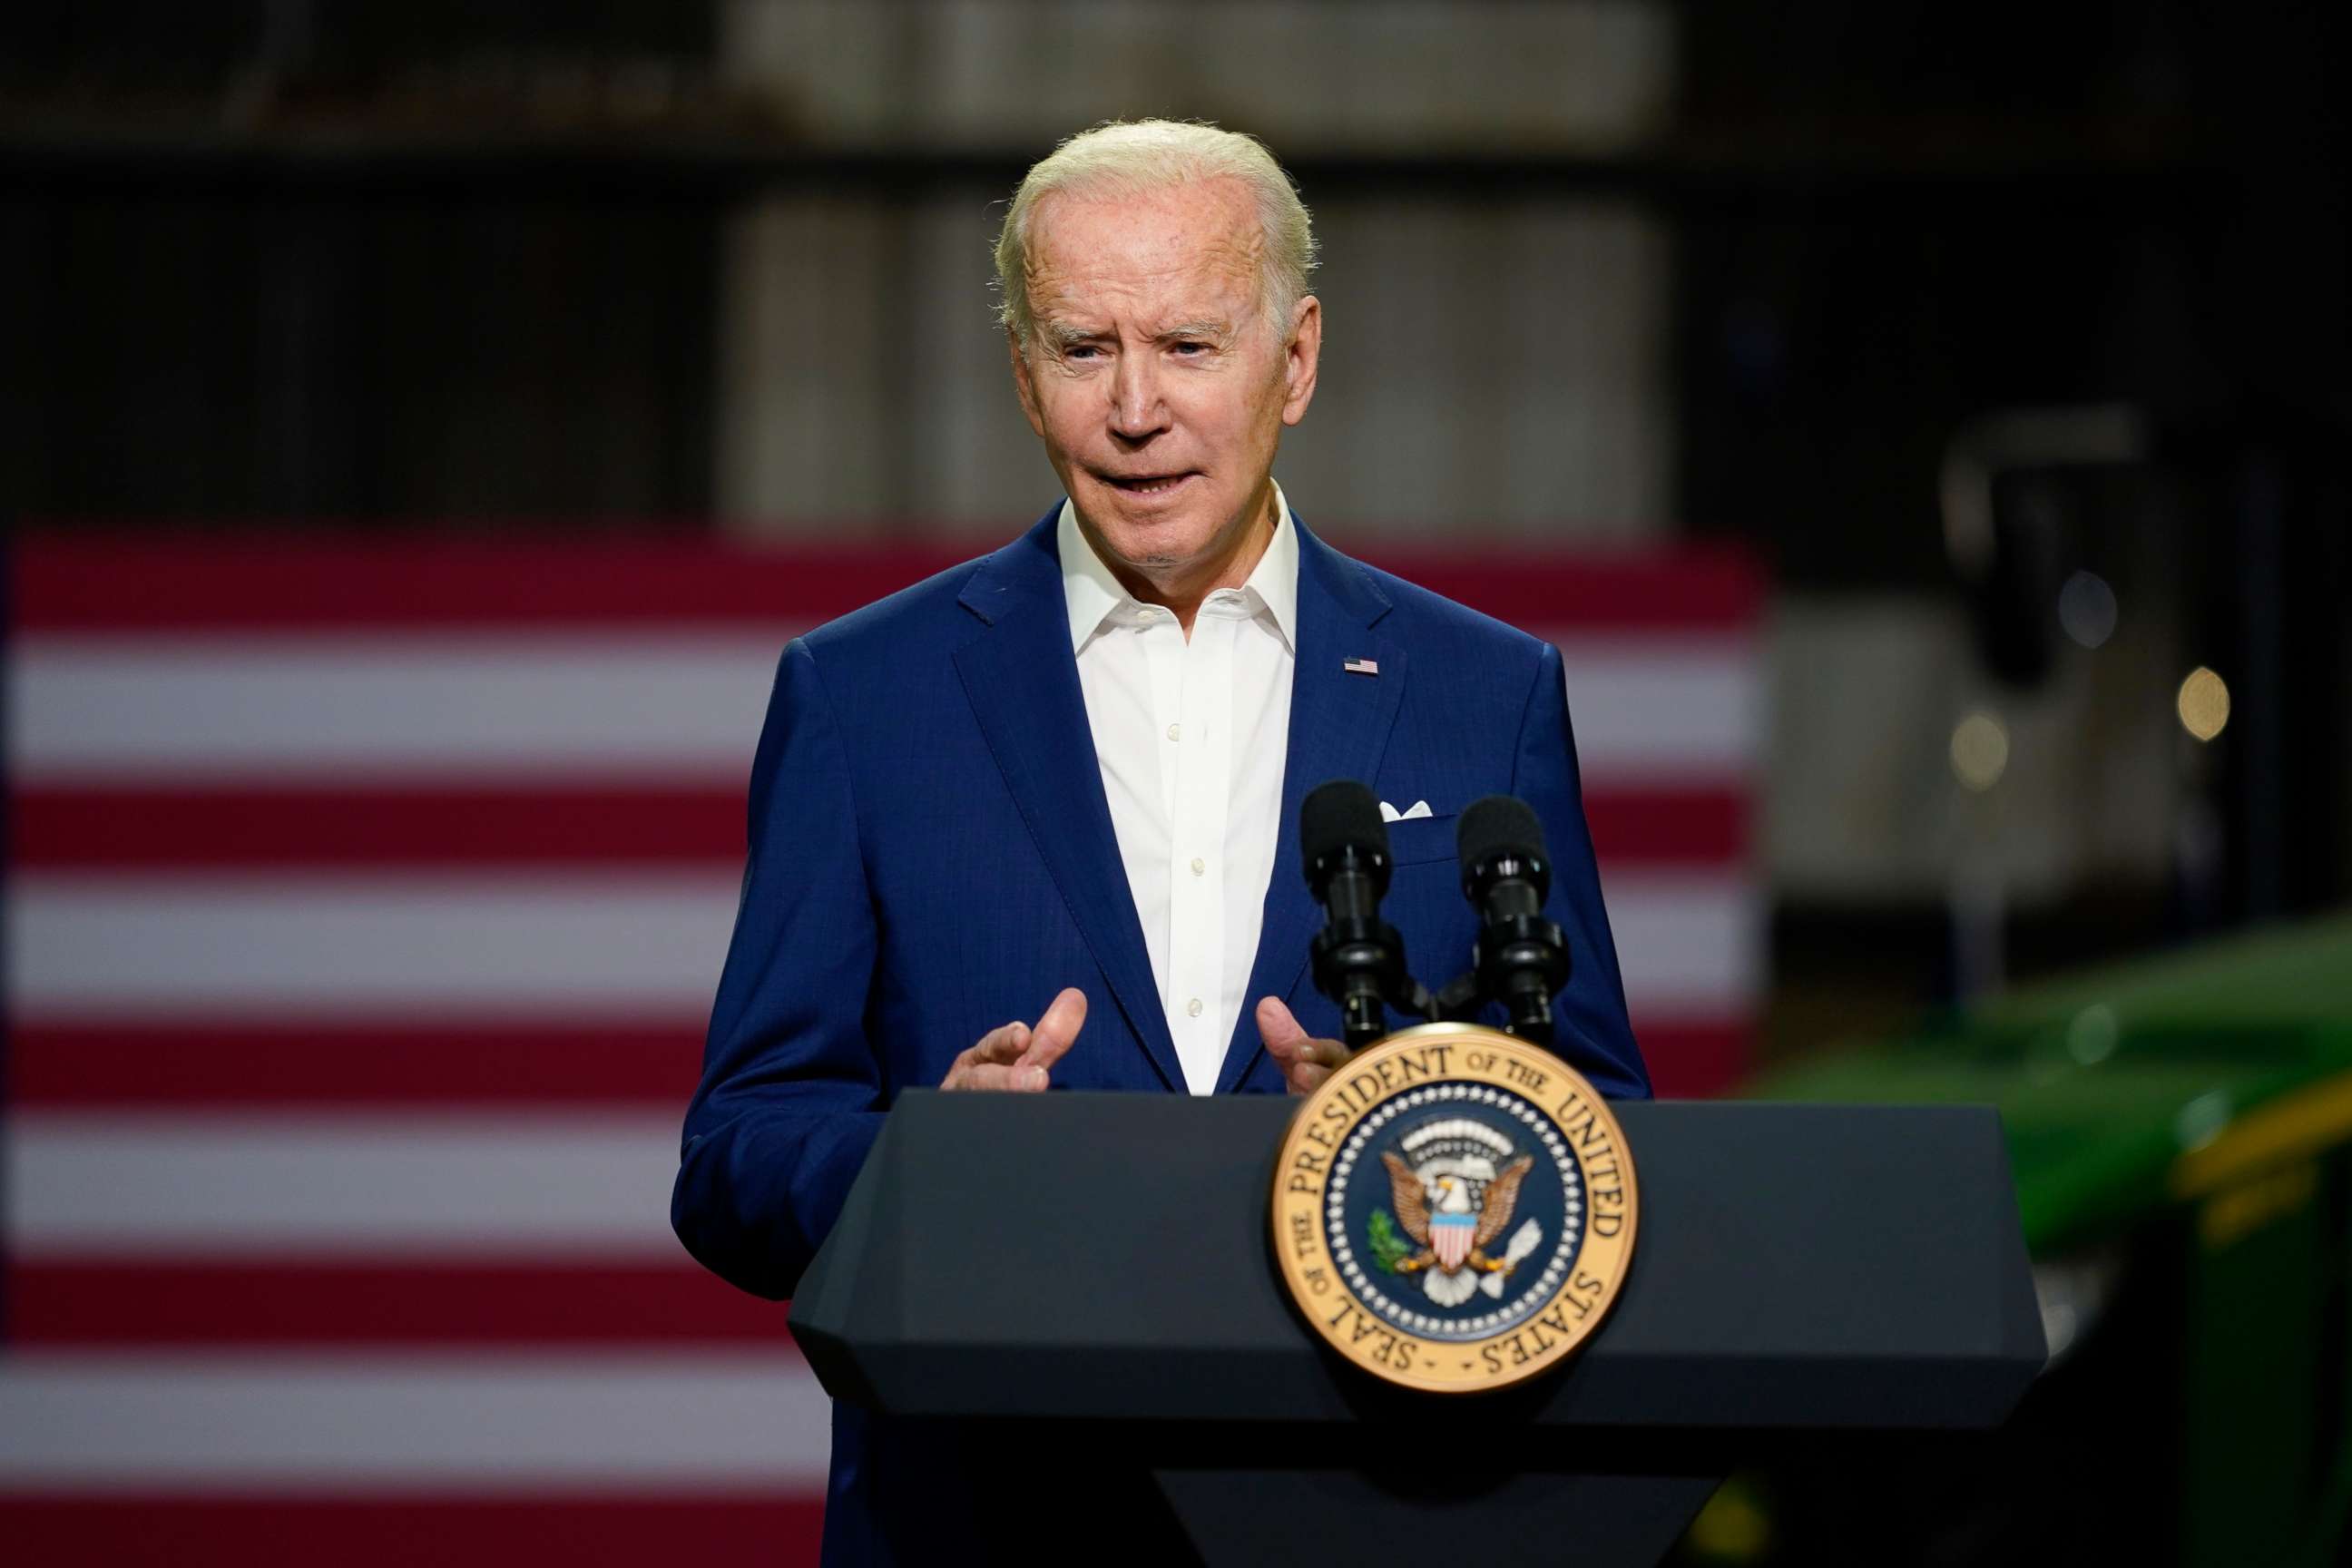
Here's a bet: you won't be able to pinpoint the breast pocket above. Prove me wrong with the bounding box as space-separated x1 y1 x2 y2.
1384 813 1460 867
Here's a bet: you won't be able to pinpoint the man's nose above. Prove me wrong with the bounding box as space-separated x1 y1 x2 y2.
1107 358 1169 439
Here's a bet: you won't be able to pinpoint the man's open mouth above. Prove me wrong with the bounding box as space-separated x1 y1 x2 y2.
1103 472 1197 495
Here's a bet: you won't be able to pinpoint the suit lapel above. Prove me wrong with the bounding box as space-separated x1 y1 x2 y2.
954 518 1183 1092
1216 519 1406 1093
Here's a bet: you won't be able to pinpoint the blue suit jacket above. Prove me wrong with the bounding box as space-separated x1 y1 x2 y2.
671 506 1649 1561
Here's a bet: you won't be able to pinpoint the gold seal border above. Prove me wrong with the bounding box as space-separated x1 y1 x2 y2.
1269 1023 1640 1394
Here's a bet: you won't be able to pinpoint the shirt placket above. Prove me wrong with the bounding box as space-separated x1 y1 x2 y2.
1132 610 1185 1030
1168 607 1237 1093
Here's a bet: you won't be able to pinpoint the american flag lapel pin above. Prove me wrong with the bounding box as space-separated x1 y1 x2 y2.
1343 657 1379 677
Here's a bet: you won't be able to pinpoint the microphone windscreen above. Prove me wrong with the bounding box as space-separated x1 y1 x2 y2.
1456 795 1546 872
1301 779 1389 872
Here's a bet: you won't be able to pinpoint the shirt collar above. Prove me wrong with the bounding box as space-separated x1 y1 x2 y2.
1058 480 1300 654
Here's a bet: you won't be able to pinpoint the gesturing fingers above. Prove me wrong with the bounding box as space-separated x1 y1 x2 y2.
1257 996 1348 1095
1279 1037 1347 1093
949 1060 1049 1091
1019 988 1088 1073
971 1022 1029 1063
943 1021 1045 1091
943 991 1089 1093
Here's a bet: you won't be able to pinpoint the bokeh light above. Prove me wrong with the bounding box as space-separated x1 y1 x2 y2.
1950 710 2011 791
2057 570 2119 649
2177 666 2230 741
2066 1004 2120 1065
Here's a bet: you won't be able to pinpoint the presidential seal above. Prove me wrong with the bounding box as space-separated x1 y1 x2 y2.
1270 1023 1638 1393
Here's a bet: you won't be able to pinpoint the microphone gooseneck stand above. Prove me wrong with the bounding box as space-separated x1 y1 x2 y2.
1300 782 1571 1051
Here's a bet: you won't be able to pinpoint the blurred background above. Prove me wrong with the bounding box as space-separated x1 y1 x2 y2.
3 2 2347 1563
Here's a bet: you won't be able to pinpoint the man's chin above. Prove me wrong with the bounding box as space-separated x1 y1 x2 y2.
1084 499 1208 560
1093 532 1195 578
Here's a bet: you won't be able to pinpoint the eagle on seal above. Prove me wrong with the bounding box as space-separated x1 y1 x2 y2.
1380 1150 1536 1278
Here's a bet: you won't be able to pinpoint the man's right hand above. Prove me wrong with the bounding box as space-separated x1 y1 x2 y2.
940 987 1088 1091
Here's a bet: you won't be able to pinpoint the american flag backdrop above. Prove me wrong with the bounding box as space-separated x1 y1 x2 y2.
2 532 1760 1563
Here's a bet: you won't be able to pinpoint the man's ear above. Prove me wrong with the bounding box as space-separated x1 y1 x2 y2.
1008 328 1047 439
1280 295 1322 427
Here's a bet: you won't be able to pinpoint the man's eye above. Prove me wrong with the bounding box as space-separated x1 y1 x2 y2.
1065 344 1103 360
1171 341 1208 356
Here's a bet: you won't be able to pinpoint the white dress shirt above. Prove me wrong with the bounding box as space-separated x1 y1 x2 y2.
1059 485 1299 1094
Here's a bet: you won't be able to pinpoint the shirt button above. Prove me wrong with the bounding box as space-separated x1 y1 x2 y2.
1191 857 1206 876
1166 722 1182 741
1187 997 1204 1018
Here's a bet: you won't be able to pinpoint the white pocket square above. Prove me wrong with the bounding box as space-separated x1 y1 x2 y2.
1379 799 1434 822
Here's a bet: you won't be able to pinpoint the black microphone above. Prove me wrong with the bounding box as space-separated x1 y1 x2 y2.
1456 796 1571 1042
1301 779 1413 1051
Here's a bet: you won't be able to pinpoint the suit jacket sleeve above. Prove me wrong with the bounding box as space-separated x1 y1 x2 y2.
1515 641 1654 1100
671 637 887 1299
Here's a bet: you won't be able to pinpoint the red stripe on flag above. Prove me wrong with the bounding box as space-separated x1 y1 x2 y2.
12 1021 1749 1104
12 786 747 869
3 1260 790 1347
14 785 1743 871
14 534 1759 633
1358 545 1762 632
1583 787 1749 868
9 1023 704 1109
12 534 965 631
0 1498 821 1568
1632 1019 1753 1100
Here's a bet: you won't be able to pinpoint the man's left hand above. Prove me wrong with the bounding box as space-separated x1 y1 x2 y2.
1257 997 1347 1095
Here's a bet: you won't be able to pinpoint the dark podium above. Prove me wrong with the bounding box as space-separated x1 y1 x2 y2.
790 1090 2045 1565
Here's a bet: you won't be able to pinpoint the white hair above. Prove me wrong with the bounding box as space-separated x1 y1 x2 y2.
994 118 1318 348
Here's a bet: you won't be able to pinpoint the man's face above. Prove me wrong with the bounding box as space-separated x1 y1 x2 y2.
1010 178 1319 593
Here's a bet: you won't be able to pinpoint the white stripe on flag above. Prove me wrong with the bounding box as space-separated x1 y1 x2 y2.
7 635 789 781
11 633 1754 784
6 1114 682 1256
8 871 1754 1020
6 874 740 1020
1548 634 1762 779
0 1355 828 1491
1601 872 1765 1011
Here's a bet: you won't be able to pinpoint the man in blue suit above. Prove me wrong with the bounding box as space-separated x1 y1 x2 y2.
672 119 1649 1562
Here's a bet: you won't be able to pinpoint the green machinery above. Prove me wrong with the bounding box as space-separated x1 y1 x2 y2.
1679 914 2352 1566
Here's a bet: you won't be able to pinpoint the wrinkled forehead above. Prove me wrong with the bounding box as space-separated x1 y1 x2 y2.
1022 179 1269 329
